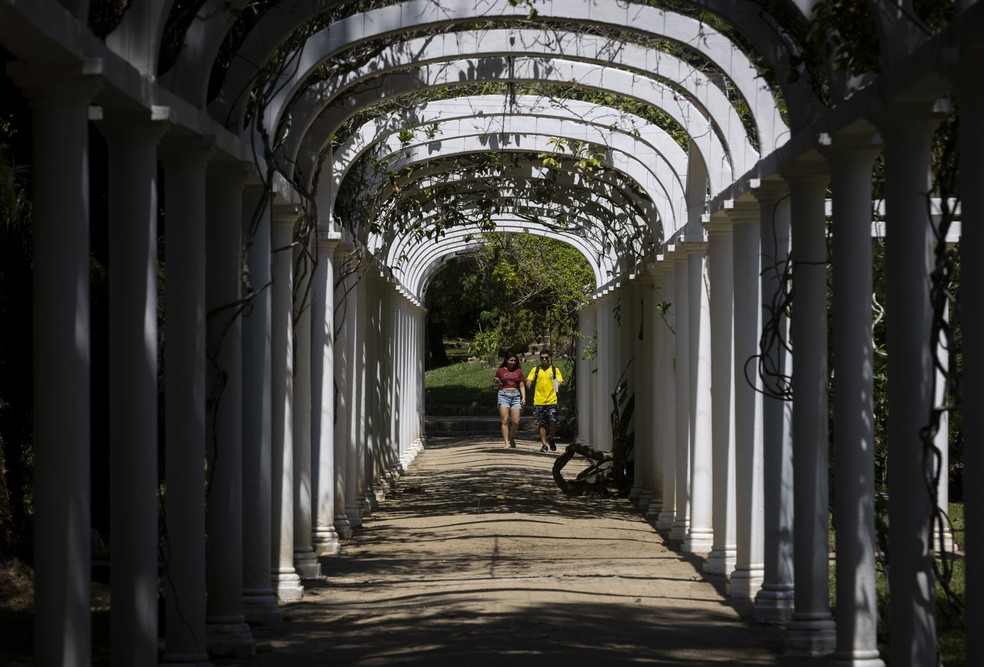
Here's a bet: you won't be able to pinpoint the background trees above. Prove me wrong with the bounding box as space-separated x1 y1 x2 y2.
424 233 594 368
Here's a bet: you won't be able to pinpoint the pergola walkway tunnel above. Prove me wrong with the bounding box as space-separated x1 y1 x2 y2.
1 0 983 664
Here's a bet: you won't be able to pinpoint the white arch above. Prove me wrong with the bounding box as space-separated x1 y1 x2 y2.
345 119 680 233
278 28 782 172
215 0 790 148
282 56 741 197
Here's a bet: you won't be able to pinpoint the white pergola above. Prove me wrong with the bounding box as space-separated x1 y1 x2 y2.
1 1 982 666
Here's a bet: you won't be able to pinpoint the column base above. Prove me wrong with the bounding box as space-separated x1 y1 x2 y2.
272 568 304 602
829 649 885 667
294 548 323 581
345 504 363 529
312 528 341 555
159 651 213 666
784 615 836 656
704 546 737 575
645 499 662 521
681 528 714 553
754 585 796 623
205 620 255 659
334 515 353 539
669 519 689 541
727 566 764 599
357 496 372 518
634 490 653 513
242 591 282 626
656 510 675 531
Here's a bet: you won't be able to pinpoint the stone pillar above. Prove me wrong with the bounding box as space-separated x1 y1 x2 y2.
204 163 255 657
576 305 596 445
594 293 615 452
159 141 214 666
655 259 677 531
670 246 691 542
333 247 356 537
10 62 101 666
240 188 280 624
645 263 665 521
782 162 836 656
683 241 714 554
271 206 304 600
347 275 367 527
95 109 168 665
823 133 885 666
879 104 943 667
728 201 766 600
752 181 795 623
703 212 736 575
633 277 653 511
311 230 341 555
957 58 984 667
291 237 323 579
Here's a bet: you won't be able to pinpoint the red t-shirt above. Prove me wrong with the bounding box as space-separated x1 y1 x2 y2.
495 367 524 390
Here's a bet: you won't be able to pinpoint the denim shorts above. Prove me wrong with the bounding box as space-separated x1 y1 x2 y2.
497 390 522 410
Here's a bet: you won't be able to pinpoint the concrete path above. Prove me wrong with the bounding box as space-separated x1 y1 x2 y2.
215 435 785 666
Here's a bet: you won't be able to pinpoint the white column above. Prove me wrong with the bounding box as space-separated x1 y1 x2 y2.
271 207 304 600
683 242 714 553
645 263 665 521
311 230 341 555
160 142 213 666
333 246 355 539
593 294 615 452
240 189 280 624
824 134 885 667
292 241 322 579
752 181 795 623
728 202 766 600
783 162 836 656
670 247 691 542
11 63 100 666
879 105 943 667
703 213 736 575
204 164 255 657
347 276 367 526
957 60 984 667
576 305 596 445
97 111 167 666
633 277 653 511
655 259 677 531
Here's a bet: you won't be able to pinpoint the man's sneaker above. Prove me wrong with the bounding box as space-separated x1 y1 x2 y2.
539 444 549 453
549 439 557 452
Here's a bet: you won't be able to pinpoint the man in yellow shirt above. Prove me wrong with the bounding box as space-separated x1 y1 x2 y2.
526 350 564 452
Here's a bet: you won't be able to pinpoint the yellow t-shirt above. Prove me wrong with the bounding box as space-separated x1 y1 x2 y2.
526 364 563 405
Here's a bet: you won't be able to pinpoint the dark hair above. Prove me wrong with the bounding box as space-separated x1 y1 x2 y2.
539 349 552 358
499 352 520 368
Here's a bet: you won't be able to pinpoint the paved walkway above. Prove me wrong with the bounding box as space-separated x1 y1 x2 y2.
216 435 785 666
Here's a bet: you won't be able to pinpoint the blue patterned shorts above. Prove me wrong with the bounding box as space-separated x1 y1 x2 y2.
533 404 558 427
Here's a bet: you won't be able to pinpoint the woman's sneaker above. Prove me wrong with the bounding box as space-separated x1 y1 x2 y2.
548 439 557 452
539 443 549 453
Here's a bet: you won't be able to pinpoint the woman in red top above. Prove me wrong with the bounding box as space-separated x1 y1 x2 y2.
492 352 527 448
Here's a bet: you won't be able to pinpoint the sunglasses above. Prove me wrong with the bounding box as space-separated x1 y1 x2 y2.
540 356 551 360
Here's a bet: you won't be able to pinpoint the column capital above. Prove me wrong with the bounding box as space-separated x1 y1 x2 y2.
818 129 883 167
748 177 789 205
159 135 217 165
6 58 103 105
90 105 171 144
702 210 732 235
779 156 829 186
207 158 254 187
873 98 949 136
